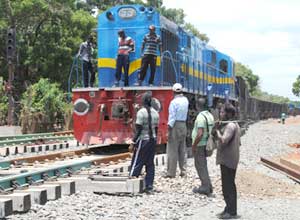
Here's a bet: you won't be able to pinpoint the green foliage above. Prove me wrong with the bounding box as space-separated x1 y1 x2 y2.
235 62 259 94
0 78 8 125
292 75 300 97
184 22 209 43
19 78 67 133
0 0 96 87
252 89 290 104
159 7 185 25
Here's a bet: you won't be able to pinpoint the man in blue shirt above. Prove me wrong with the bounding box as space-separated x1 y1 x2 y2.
137 25 162 86
165 83 189 178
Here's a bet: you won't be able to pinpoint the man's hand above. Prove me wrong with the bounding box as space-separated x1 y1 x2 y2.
192 144 196 155
128 140 135 153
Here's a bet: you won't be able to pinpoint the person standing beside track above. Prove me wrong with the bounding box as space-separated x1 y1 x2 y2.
114 29 135 87
129 92 159 193
191 98 214 195
77 35 96 87
136 25 162 86
165 83 189 178
215 103 241 219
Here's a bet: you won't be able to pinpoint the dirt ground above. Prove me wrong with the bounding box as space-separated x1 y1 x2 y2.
237 170 300 199
266 115 300 125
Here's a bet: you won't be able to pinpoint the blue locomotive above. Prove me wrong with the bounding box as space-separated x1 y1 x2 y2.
97 4 236 100
72 4 287 145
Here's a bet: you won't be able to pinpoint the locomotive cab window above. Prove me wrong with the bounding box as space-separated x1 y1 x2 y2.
219 59 228 74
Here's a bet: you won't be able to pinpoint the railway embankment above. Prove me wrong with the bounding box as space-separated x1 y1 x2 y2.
9 116 300 220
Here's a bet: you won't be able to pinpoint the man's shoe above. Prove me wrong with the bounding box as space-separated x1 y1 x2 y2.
113 82 119 87
144 187 154 194
216 210 226 218
218 212 239 219
163 175 175 179
149 84 153 87
179 172 186 177
192 186 211 195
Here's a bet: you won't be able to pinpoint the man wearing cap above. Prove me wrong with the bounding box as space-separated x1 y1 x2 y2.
165 83 189 178
114 29 135 87
191 98 214 195
137 25 162 86
129 92 159 193
77 35 96 87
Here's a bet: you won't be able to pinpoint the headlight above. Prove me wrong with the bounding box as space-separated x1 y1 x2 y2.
74 98 90 116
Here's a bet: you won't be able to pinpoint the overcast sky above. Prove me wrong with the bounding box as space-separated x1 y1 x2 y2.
163 0 300 101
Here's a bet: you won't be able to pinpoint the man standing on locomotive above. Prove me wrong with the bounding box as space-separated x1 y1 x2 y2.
165 83 189 178
77 35 96 87
114 29 135 87
129 92 159 193
136 25 162 86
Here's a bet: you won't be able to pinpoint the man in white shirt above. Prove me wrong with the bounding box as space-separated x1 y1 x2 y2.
165 83 189 178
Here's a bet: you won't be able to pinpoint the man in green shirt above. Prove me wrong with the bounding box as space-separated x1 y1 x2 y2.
192 98 215 195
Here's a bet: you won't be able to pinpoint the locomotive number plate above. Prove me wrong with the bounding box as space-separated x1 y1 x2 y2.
118 8 136 19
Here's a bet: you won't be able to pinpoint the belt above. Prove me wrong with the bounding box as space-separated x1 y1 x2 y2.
175 120 186 122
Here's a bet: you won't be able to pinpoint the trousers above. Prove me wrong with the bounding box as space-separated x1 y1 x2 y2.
221 164 237 215
167 121 187 177
194 146 212 190
139 54 157 85
130 138 156 188
115 54 129 86
82 60 95 87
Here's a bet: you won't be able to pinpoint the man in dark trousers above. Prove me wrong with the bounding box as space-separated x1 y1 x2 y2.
129 92 159 193
114 29 135 87
77 35 95 87
137 25 162 86
192 98 215 195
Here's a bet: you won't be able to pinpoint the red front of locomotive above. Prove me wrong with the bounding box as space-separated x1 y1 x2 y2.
72 87 173 145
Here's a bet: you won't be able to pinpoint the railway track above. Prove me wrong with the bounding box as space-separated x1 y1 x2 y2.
0 131 74 147
0 143 135 217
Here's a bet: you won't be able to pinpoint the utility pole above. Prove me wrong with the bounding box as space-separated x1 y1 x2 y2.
6 27 16 125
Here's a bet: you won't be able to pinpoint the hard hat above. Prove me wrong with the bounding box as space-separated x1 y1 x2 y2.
172 83 183 92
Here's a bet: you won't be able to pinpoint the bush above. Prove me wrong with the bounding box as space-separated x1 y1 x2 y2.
19 78 68 133
0 81 8 125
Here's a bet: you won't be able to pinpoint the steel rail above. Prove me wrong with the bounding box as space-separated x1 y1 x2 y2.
0 150 131 190
0 135 74 147
0 131 73 141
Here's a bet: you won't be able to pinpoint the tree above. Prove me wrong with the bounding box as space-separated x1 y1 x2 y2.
184 22 209 43
0 0 96 88
159 6 185 25
235 62 259 94
292 75 300 97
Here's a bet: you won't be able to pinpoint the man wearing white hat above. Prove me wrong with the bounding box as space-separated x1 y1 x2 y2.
165 83 189 178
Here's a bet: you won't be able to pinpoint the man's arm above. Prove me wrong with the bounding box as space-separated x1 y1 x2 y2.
167 101 176 128
77 43 83 57
216 123 235 145
192 128 204 152
141 36 146 54
132 124 143 143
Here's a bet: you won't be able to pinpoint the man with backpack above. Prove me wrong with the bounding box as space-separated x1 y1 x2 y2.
191 98 215 195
